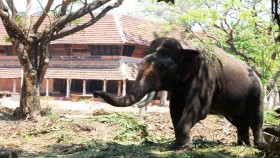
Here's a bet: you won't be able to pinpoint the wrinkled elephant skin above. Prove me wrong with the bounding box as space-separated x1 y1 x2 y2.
94 37 266 150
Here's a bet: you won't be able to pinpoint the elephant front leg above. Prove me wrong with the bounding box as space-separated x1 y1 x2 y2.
172 113 198 150
169 99 199 150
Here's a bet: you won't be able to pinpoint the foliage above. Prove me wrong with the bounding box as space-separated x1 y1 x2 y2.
221 24 280 84
264 110 280 125
89 113 148 141
2 35 10 42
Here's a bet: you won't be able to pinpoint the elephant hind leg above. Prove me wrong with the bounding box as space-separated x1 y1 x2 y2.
225 116 250 145
246 97 266 149
247 111 266 149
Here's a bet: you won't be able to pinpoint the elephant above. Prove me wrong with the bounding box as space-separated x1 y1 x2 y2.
94 37 266 150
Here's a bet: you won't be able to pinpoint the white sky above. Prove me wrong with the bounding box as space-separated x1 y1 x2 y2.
13 0 140 14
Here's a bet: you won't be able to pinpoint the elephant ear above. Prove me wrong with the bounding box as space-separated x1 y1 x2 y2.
178 49 202 82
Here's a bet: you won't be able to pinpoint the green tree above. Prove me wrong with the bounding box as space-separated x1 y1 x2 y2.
0 0 123 119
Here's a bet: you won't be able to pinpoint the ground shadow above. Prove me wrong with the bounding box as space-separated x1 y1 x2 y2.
25 139 262 158
0 107 18 121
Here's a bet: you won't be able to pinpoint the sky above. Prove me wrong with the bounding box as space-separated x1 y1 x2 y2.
13 0 140 15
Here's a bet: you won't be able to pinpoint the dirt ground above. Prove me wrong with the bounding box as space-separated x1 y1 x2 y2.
0 99 260 157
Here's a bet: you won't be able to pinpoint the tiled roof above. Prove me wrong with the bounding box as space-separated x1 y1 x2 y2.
120 15 159 46
0 56 141 80
0 68 22 78
0 14 159 45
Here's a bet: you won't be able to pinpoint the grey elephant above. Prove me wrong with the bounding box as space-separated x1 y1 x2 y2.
94 37 265 150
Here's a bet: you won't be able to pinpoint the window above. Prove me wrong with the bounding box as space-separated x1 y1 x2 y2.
72 49 89 52
122 45 135 56
89 45 120 56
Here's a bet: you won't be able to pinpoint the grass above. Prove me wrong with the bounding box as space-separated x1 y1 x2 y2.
38 139 264 158
264 110 280 125
31 112 264 158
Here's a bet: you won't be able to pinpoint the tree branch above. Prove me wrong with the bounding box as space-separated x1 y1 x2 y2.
232 19 240 30
38 33 50 82
60 0 72 17
214 24 228 34
32 0 54 33
198 23 222 48
226 30 250 62
0 11 29 45
5 0 17 20
272 0 280 28
51 0 123 40
223 10 231 29
51 0 111 33
0 0 9 13
250 66 263 78
15 41 35 76
189 27 205 44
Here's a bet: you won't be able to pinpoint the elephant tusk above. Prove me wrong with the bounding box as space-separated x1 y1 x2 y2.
136 91 156 108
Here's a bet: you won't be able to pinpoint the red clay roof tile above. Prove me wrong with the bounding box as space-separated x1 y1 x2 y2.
0 14 159 45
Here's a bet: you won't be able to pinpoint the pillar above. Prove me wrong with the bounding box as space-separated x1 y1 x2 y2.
103 80 107 92
122 79 126 96
66 78 71 97
12 78 16 93
45 78 49 96
83 80 86 95
117 80 122 96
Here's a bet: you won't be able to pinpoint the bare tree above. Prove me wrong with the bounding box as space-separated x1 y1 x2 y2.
0 0 124 119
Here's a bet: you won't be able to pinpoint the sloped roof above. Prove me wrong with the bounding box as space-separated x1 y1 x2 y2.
120 15 157 46
0 56 141 80
0 14 159 45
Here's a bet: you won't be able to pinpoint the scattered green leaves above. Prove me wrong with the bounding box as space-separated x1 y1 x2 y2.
89 113 148 142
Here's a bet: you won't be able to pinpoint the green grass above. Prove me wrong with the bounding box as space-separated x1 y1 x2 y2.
264 110 280 125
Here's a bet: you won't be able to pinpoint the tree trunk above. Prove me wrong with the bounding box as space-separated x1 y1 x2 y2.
267 79 280 110
14 41 49 119
19 70 41 118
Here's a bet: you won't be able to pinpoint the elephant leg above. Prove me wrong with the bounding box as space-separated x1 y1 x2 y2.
169 94 201 150
173 113 197 149
168 94 191 150
225 116 250 145
247 110 265 148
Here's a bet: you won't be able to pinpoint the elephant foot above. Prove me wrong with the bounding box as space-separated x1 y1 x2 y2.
167 140 194 150
254 141 268 150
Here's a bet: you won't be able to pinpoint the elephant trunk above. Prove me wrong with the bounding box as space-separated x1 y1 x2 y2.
94 84 152 107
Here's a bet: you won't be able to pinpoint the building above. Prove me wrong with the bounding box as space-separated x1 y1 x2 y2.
0 14 160 97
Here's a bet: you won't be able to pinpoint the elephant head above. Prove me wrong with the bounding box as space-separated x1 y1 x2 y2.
94 38 202 107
